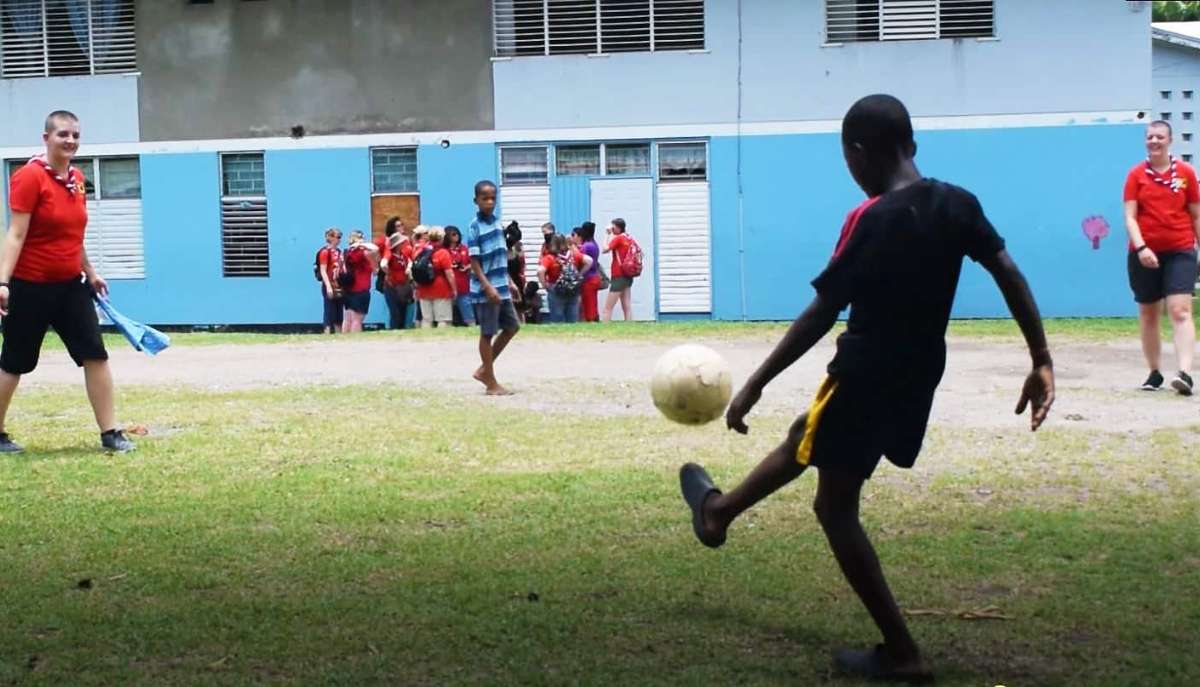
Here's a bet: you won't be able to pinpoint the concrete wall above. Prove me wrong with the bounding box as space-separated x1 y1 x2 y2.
1152 42 1200 162
494 0 1151 130
0 74 140 147
136 0 495 142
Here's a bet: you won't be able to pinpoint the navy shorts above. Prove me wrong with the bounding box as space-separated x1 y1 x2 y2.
343 290 371 314
1128 249 1197 304
474 299 520 338
791 376 935 481
1 277 108 375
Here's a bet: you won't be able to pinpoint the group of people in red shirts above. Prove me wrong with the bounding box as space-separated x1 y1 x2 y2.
319 216 640 331
316 218 478 332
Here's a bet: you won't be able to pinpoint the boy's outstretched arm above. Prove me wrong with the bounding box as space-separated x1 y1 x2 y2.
980 249 1055 431
726 294 841 434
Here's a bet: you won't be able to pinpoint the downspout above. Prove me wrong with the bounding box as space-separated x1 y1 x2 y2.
735 0 747 321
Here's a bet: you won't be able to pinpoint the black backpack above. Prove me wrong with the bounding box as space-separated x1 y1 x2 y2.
337 249 355 290
411 245 436 285
313 247 325 282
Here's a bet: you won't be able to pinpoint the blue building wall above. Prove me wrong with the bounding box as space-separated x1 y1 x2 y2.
493 0 1149 130
416 143 498 228
708 123 1142 321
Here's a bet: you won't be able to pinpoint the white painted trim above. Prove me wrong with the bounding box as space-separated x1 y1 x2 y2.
0 110 1144 159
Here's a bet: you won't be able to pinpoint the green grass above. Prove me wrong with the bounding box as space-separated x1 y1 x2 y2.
38 315 1173 352
0 384 1195 686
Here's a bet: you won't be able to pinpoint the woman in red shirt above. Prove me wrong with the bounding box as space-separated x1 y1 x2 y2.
445 226 475 327
415 226 456 328
538 233 592 323
1123 120 1200 394
0 110 134 453
602 218 634 322
341 229 379 333
384 226 414 329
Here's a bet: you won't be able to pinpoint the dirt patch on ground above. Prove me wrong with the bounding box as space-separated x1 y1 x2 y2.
21 334 1200 432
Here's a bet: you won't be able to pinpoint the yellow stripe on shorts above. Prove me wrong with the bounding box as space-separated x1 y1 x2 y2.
796 377 839 466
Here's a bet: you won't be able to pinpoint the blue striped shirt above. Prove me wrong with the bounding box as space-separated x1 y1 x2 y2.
466 212 511 303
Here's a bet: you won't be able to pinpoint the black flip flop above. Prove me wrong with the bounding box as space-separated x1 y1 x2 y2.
833 645 935 685
679 463 725 549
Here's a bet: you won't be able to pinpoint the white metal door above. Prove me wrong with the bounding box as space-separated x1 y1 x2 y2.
590 178 655 321
656 181 711 313
498 185 551 293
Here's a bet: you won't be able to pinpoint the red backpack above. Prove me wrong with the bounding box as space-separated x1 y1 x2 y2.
619 236 644 278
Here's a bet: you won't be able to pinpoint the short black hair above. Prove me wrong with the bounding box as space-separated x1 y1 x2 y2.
841 94 914 157
612 218 626 232
474 179 497 197
1150 120 1174 137
384 216 401 236
44 109 79 133
578 221 596 241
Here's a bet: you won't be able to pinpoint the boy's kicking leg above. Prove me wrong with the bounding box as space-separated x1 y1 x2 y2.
815 467 931 683
472 301 519 395
681 414 809 547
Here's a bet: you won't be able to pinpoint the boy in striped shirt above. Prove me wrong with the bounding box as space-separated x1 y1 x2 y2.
466 180 520 395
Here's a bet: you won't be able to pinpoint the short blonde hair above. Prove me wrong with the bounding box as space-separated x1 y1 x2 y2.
348 229 365 242
413 224 430 236
428 225 445 242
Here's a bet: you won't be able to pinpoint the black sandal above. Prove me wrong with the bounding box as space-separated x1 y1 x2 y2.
679 463 725 549
834 645 934 684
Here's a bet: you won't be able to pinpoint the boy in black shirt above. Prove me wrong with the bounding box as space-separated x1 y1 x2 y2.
679 94 1055 684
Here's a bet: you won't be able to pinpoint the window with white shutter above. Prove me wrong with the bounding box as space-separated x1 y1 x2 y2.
494 0 704 57
5 154 144 278
825 0 993 44
0 0 137 79
220 153 270 278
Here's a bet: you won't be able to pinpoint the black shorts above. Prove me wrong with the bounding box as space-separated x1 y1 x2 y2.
1128 249 1197 304
343 290 370 314
790 376 935 480
1 277 108 375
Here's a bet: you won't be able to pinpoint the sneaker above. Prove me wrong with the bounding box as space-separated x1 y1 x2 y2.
1171 371 1194 396
0 432 24 454
101 429 136 453
1141 370 1164 391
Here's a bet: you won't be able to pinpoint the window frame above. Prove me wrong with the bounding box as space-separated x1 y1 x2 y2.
370 146 419 195
0 0 138 79
218 151 270 278
656 140 708 182
492 0 706 58
500 145 550 186
823 0 996 45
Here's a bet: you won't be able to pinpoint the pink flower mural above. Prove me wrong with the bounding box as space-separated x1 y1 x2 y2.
1082 215 1110 250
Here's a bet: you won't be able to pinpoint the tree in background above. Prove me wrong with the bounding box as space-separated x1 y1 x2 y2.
1155 1 1200 21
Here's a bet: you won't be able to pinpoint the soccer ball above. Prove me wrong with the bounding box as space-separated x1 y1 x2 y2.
650 344 733 425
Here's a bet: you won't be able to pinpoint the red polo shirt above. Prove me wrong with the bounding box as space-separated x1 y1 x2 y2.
1124 160 1200 253
8 160 88 283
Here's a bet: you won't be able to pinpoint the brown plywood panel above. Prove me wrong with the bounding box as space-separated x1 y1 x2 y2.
371 195 421 239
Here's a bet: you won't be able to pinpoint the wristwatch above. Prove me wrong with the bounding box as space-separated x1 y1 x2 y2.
1135 245 1149 253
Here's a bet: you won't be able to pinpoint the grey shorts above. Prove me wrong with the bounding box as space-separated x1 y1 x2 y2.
474 299 520 338
610 276 633 293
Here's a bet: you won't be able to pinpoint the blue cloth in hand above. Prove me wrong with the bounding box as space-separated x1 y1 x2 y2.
94 296 171 355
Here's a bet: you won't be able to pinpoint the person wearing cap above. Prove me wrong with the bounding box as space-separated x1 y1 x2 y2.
383 223 415 329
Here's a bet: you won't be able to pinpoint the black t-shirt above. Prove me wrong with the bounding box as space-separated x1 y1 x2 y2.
812 179 1005 391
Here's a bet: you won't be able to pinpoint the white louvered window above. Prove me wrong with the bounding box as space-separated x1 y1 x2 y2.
220 153 269 278
5 155 143 278
825 0 993 44
0 0 136 79
493 0 704 57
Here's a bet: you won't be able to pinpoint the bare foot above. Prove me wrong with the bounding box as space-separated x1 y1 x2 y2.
472 367 487 386
485 384 513 396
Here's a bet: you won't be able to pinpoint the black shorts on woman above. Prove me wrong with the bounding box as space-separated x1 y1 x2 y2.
1127 249 1198 304
0 276 107 375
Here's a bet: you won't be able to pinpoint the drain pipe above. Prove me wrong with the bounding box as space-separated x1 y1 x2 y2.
735 0 748 321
